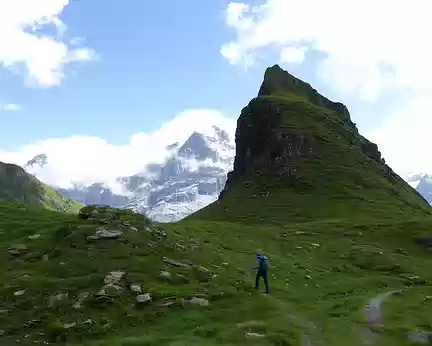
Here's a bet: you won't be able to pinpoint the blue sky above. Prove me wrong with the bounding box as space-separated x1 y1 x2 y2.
1 0 260 147
0 0 431 183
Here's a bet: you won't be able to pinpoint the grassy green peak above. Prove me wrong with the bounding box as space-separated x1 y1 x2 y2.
192 66 430 224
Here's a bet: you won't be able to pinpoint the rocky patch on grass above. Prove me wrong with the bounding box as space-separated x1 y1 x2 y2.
163 257 192 269
87 227 123 241
136 293 152 304
73 292 90 309
8 244 28 256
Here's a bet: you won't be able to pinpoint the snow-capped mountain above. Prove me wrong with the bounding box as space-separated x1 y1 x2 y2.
24 126 235 222
406 173 432 204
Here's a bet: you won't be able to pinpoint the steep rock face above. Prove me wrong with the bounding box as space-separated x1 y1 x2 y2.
193 65 430 223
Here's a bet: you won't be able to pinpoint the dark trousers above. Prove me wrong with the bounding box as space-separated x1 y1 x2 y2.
255 270 270 294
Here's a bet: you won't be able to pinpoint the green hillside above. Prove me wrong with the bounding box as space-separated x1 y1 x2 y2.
0 161 83 214
1 66 432 346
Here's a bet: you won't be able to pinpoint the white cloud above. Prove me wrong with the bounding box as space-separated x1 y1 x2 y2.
280 46 307 65
0 103 21 112
366 94 432 178
0 109 236 188
0 0 97 86
221 0 432 101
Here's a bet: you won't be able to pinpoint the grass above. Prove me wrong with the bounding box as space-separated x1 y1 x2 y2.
1 201 432 346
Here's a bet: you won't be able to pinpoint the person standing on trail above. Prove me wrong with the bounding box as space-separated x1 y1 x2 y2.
253 252 270 294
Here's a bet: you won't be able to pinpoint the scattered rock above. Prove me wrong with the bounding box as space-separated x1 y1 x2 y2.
14 289 26 297
42 255 49 262
130 284 142 294
28 234 41 240
160 270 172 280
73 292 89 309
130 227 138 232
311 243 320 248
144 226 153 233
82 319 93 326
121 221 131 227
49 293 69 307
136 293 152 304
395 248 408 256
104 271 126 285
163 257 191 269
0 329 4 336
8 244 28 256
305 275 312 280
185 297 209 307
63 322 76 329
237 320 266 329
97 284 123 297
245 332 266 339
195 265 212 274
87 228 123 241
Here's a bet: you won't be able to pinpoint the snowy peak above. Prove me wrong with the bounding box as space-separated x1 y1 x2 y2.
178 132 217 161
177 126 234 162
212 125 230 143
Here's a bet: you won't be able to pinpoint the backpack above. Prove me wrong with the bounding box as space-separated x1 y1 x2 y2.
261 256 269 271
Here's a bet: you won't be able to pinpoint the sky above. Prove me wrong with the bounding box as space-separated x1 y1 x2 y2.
0 0 431 187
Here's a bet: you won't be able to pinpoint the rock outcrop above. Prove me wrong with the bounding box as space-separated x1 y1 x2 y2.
193 65 431 222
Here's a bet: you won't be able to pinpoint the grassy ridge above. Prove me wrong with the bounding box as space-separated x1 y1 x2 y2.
0 161 83 214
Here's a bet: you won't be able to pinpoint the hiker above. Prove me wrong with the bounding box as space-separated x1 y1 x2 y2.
253 252 270 294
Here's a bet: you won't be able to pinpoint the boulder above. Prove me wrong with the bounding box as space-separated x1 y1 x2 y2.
130 284 142 294
163 257 191 269
160 270 172 280
28 234 41 240
245 332 266 339
103 271 125 285
87 227 123 241
136 293 152 304
185 297 209 307
14 289 26 297
73 292 89 309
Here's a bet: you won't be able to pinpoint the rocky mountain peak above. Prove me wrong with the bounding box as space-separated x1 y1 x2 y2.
211 65 430 220
177 131 219 162
258 64 350 118
212 125 230 143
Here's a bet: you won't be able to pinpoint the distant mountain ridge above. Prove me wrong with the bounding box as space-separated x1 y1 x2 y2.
24 126 235 222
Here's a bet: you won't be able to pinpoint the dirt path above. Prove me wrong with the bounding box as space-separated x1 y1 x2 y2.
360 290 401 345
